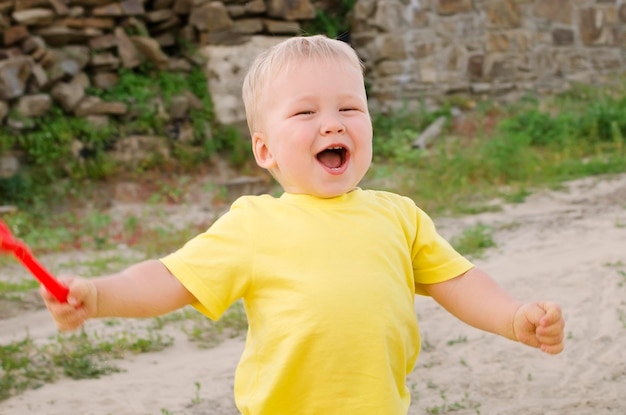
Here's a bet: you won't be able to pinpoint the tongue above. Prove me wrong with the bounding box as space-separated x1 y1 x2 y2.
318 150 342 168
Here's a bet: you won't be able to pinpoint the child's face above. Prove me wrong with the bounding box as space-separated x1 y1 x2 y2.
252 57 373 198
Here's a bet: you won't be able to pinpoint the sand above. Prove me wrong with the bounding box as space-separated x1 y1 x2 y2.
1 173 625 414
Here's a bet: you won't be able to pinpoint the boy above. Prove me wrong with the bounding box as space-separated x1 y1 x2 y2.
42 35 564 414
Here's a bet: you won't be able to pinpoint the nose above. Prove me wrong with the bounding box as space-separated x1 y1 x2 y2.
321 113 345 135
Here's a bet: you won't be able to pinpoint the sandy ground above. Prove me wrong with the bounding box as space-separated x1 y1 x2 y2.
1 173 625 414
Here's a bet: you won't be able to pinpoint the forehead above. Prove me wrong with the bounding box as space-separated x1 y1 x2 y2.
278 52 361 76
264 55 364 94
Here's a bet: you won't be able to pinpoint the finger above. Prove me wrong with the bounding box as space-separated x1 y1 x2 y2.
53 304 88 331
540 341 564 355
56 319 85 332
538 301 563 326
537 328 564 347
537 318 565 355
537 316 565 338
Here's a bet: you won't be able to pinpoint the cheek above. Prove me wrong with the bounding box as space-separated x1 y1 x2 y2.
357 124 373 150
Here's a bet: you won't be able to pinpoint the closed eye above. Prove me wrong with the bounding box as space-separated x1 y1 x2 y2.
294 110 314 116
340 107 363 113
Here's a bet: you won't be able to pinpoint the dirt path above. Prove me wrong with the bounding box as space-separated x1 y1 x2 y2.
1 173 625 414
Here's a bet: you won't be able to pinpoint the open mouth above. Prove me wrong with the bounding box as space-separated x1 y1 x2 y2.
316 146 347 169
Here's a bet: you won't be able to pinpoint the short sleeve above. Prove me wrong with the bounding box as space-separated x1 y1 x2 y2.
160 200 254 320
412 208 474 296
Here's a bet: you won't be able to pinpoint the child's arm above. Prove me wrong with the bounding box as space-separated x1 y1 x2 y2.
423 267 565 355
41 259 196 331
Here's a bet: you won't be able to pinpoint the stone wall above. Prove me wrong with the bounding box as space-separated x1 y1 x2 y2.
351 0 626 113
204 0 626 128
0 0 320 178
1 0 626 137
0 0 318 129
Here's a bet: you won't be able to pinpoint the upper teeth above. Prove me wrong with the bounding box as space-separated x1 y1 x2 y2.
329 146 343 150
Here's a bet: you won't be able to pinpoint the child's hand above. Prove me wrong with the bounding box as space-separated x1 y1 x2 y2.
40 277 97 331
513 301 565 354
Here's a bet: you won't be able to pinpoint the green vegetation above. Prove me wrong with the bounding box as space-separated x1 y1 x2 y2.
618 270 626 288
367 80 626 216
0 303 246 402
0 197 209 256
426 391 481 414
445 335 468 347
152 301 248 349
0 65 250 207
614 265 626 328
0 279 39 295
450 223 496 259
0 329 173 401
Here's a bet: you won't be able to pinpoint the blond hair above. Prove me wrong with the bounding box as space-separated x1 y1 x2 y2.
242 35 364 134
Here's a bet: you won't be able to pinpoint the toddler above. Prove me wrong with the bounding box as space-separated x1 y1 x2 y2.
42 35 565 415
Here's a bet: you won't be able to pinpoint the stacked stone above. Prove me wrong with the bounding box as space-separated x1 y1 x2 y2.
2 0 626 165
350 0 626 113
0 0 317 127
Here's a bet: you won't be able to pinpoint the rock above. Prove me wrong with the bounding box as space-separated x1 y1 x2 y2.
12 8 56 25
0 153 20 178
50 78 85 112
131 36 169 69
15 93 52 117
3 25 29 46
267 0 315 21
167 94 190 120
92 72 119 89
32 26 97 46
74 95 127 117
121 0 145 15
200 36 285 126
111 134 170 167
189 2 233 32
0 100 8 122
0 56 31 100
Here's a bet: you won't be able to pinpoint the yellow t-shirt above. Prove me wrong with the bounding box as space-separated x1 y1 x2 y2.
160 189 473 415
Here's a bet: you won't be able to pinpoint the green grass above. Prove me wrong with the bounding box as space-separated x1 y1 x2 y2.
0 279 39 294
152 302 248 349
0 329 173 402
426 391 481 414
445 335 468 347
0 302 246 401
450 223 497 259
366 81 626 216
0 206 208 257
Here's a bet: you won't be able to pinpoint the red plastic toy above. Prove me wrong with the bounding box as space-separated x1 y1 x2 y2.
0 219 69 303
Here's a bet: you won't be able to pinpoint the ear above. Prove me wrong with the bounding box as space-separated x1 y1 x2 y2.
252 132 276 170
